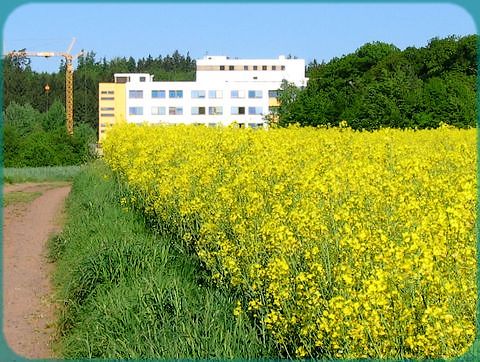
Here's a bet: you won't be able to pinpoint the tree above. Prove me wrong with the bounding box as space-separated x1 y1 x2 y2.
276 34 476 130
275 81 303 127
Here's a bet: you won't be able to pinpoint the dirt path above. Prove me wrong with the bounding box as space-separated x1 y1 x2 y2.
3 183 71 359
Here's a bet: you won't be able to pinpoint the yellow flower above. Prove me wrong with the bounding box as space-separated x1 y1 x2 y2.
103 123 476 359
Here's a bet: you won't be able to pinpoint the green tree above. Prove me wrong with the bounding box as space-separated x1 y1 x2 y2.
277 34 476 130
42 100 66 131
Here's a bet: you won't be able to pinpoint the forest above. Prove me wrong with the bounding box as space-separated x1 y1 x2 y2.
275 35 477 129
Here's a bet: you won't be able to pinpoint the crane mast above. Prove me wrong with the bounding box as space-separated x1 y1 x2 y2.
65 57 74 134
4 38 83 135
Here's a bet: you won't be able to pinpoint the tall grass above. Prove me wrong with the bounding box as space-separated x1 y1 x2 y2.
3 165 84 183
49 160 273 358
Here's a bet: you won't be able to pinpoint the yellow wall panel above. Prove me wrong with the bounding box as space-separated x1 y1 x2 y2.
98 83 126 142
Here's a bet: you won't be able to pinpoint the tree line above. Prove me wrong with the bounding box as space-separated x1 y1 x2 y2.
274 34 477 129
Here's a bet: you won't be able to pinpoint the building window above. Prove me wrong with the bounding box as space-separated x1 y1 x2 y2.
208 106 223 115
100 97 114 101
229 65 234 70
272 65 277 71
169 107 183 115
115 76 130 83
269 106 279 113
208 90 223 99
191 90 206 99
231 106 245 115
129 107 143 115
244 65 249 70
140 76 146 82
231 90 245 99
169 90 183 98
152 90 166 98
268 90 279 98
248 90 263 99
281 65 286 70
100 113 114 117
262 65 267 70
253 65 258 70
151 106 166 115
248 106 263 115
191 107 206 115
220 65 225 70
100 107 114 111
129 90 143 99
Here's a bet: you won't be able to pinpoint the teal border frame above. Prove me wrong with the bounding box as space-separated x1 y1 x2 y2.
0 1 478 361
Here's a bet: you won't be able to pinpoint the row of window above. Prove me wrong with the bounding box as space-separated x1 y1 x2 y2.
218 65 285 71
126 106 264 116
99 106 115 118
101 90 115 101
128 89 279 100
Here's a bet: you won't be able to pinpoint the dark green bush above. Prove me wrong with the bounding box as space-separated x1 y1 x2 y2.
2 101 96 167
276 35 477 129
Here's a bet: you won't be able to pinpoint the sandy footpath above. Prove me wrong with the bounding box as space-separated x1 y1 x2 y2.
3 183 71 358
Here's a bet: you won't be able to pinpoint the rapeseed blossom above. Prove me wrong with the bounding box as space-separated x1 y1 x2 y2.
103 123 476 359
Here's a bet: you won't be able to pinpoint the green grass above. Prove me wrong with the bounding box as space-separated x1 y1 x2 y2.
3 191 43 207
49 160 274 359
3 165 84 183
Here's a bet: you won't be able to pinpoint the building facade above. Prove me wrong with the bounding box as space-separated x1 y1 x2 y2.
98 55 308 141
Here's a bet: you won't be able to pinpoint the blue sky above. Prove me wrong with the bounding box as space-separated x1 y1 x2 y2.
2 2 477 73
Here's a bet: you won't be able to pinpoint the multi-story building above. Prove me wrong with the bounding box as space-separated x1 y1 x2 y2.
98 55 308 141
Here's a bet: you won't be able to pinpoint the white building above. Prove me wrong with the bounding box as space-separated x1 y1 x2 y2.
98 55 308 140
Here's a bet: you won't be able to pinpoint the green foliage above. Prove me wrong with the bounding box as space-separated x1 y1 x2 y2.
2 102 96 167
279 35 477 129
50 161 274 358
3 101 41 134
41 100 66 130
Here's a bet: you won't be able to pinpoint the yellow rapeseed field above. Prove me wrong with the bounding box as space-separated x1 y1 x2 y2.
103 123 476 359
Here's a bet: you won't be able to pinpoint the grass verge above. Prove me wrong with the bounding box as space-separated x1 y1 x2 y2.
3 191 42 207
3 165 84 183
49 160 273 359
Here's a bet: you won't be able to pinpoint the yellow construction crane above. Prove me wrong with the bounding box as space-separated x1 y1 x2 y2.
5 38 83 135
